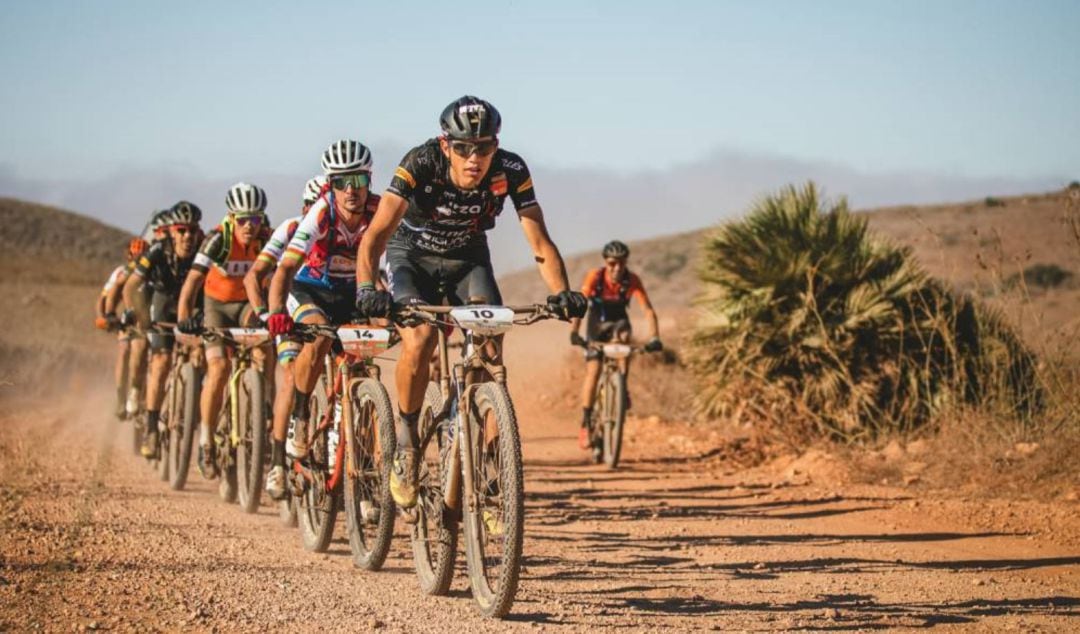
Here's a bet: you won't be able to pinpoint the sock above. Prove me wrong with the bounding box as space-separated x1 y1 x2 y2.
581 407 592 427
398 409 420 449
199 424 211 447
292 388 310 420
146 410 160 434
272 439 286 467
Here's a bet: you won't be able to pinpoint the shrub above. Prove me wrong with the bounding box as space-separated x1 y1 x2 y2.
688 182 1042 446
1005 263 1074 291
985 196 1006 207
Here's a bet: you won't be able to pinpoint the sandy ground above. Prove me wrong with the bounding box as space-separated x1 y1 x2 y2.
1 321 1079 632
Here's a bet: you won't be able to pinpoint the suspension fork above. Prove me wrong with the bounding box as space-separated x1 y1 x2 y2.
227 354 246 446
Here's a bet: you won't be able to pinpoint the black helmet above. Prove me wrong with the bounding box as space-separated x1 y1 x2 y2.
602 240 630 259
170 200 202 225
440 95 501 140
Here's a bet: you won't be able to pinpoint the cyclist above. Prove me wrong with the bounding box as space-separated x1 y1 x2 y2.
116 209 174 418
95 238 149 419
243 175 325 499
177 183 270 478
122 201 203 458
354 95 588 509
569 240 662 450
265 140 379 483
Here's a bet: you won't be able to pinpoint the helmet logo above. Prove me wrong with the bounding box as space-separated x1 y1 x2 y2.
459 104 486 115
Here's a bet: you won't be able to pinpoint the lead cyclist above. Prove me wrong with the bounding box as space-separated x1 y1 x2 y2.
354 95 588 510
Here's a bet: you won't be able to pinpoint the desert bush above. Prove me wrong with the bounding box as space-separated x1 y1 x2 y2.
1004 263 1074 291
688 182 1042 446
985 196 1006 207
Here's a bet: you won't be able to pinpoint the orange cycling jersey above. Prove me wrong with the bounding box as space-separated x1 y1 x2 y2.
192 222 266 302
581 268 648 306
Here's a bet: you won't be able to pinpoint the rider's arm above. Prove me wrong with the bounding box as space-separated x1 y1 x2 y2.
518 206 570 294
95 292 107 319
356 193 409 286
267 256 299 315
121 267 143 311
176 269 205 322
631 277 660 340
103 273 126 315
243 258 273 316
570 270 597 336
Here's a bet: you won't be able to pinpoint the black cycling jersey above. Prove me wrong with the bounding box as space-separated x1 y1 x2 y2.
134 240 196 295
387 138 539 255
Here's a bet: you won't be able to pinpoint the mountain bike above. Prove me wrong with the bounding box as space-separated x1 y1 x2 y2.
398 303 561 618
204 328 273 514
288 323 398 571
581 341 645 469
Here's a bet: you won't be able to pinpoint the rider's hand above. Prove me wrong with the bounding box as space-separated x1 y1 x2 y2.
355 286 393 319
178 316 203 334
94 316 109 331
105 314 121 332
118 309 136 328
267 312 294 337
547 290 588 320
569 332 587 348
255 306 270 323
644 337 663 353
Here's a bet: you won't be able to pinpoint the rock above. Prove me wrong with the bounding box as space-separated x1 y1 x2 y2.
1014 442 1039 457
753 562 767 570
903 474 921 486
881 440 905 462
973 578 985 586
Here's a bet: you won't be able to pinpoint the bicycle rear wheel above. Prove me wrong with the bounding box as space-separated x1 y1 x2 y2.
169 362 199 491
462 382 524 618
343 378 396 571
298 386 337 552
601 371 627 469
410 381 458 596
278 495 298 527
236 367 267 514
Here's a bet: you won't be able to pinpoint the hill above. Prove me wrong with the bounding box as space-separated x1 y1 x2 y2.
0 197 132 284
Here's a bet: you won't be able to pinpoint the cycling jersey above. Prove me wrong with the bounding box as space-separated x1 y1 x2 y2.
581 268 649 323
133 241 196 295
192 222 267 303
284 192 379 290
387 139 538 255
257 215 303 266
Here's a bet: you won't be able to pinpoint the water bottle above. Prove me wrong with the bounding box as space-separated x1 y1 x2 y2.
328 401 342 469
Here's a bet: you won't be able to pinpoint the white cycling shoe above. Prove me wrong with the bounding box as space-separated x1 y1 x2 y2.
285 417 308 459
265 465 287 500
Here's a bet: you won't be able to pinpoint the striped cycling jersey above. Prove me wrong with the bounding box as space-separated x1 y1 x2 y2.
101 265 127 297
284 192 379 290
257 215 303 265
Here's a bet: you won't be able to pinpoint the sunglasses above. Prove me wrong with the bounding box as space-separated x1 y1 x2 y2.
234 215 263 227
330 173 371 190
449 139 498 158
170 225 196 235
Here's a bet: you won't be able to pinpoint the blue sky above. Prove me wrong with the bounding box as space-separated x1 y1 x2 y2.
1 0 1077 184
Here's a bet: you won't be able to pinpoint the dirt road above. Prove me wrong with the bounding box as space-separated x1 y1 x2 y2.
1 322 1079 631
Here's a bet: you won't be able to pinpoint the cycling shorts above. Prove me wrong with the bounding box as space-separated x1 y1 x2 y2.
287 281 357 326
385 243 502 306
586 312 631 360
148 291 177 352
203 296 257 354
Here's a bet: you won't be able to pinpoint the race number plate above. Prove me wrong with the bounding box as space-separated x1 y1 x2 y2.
336 327 391 358
602 343 632 359
449 306 515 336
225 328 269 347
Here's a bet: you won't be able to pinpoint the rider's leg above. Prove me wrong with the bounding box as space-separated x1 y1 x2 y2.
284 309 332 458
141 344 171 457
395 324 438 448
114 334 130 417
271 340 299 459
127 336 148 415
200 348 228 446
614 324 632 409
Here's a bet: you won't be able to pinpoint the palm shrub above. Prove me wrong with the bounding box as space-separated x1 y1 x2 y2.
689 182 1041 444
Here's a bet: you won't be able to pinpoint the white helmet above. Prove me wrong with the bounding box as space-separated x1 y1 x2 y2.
321 139 372 176
225 182 268 214
303 175 326 205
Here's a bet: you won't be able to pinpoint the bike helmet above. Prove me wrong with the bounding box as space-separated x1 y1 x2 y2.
225 182 268 214
302 175 326 205
170 200 202 226
602 240 630 259
440 95 501 140
321 139 372 175
127 237 149 260
149 209 172 231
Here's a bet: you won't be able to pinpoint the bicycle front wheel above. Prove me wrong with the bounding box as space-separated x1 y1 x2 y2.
602 371 627 469
169 362 199 491
236 367 267 514
298 385 337 552
343 378 396 571
410 381 458 596
462 382 524 618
